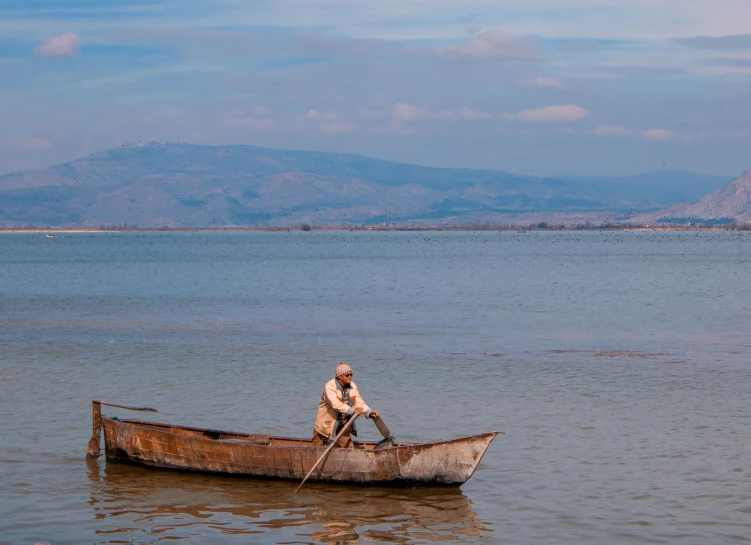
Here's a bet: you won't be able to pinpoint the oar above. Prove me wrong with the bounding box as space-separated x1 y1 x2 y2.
96 401 158 412
371 414 392 439
295 413 360 493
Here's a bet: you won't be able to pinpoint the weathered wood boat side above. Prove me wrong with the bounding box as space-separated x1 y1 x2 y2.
88 403 499 487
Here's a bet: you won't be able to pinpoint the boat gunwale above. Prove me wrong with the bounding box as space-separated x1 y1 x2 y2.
102 416 500 451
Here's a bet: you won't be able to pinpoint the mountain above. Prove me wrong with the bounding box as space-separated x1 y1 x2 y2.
631 170 751 224
0 141 732 227
573 171 729 207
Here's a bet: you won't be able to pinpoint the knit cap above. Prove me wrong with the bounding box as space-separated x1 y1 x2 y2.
335 362 352 377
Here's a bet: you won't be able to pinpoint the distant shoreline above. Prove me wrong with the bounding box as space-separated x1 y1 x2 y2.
2 224 750 234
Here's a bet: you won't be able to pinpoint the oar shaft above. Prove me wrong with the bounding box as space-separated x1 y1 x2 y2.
372 415 391 438
96 400 158 412
295 413 360 493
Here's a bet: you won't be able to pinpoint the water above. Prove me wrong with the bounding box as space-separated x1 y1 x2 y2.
1 231 750 544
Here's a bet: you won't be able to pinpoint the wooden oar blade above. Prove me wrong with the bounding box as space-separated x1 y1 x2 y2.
295 413 360 493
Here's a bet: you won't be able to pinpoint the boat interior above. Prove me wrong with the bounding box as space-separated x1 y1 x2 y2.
105 417 407 450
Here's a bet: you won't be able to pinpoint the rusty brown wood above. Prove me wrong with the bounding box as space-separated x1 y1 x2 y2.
86 401 102 458
295 413 360 493
87 400 157 459
97 412 500 487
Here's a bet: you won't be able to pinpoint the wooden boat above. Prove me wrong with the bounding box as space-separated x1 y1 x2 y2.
86 401 499 487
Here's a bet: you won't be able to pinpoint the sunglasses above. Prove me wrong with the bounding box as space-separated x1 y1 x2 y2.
342 373 353 377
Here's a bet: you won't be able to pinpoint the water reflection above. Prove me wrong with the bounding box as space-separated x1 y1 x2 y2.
87 459 491 544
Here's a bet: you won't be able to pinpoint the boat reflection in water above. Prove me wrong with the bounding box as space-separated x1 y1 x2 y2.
87 459 491 544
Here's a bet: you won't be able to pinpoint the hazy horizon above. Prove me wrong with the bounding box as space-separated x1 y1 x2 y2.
0 139 739 180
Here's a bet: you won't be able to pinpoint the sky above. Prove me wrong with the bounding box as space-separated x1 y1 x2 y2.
0 0 750 177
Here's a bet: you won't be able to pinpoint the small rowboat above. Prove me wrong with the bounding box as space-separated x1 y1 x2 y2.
86 401 499 487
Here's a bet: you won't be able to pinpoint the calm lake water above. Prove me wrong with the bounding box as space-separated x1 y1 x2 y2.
1 231 750 545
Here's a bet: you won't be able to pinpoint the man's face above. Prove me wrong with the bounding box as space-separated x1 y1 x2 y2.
338 372 353 387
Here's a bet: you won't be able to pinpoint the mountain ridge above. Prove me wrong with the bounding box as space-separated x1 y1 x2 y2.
0 141 733 227
631 170 751 224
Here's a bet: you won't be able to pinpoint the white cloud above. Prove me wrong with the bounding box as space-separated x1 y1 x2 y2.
390 102 427 135
307 109 338 120
228 109 275 131
525 76 565 89
504 105 590 123
35 33 81 58
460 107 493 120
642 128 678 141
440 28 538 60
676 34 751 51
3 137 52 150
437 110 455 119
392 102 427 120
595 125 631 136
11 1 751 43
305 109 354 132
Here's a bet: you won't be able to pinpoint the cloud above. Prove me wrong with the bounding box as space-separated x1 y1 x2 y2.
5 6 749 177
642 128 678 141
525 76 564 89
35 33 81 58
228 109 275 131
389 102 427 135
702 57 751 67
392 102 427 120
596 64 686 77
306 109 354 132
3 137 53 150
675 33 751 51
460 107 493 120
594 125 631 136
503 105 590 123
440 28 538 60
559 41 601 53
307 109 338 120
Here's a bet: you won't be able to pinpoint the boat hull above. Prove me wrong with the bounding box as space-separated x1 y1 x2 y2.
102 417 498 486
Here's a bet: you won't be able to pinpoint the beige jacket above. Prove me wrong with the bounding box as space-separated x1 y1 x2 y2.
313 378 372 438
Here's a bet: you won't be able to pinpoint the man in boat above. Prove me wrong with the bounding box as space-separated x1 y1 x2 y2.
312 362 393 448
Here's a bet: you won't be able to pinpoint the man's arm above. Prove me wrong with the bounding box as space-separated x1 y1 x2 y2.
351 384 378 418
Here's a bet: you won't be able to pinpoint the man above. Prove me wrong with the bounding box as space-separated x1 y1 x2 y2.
312 362 389 448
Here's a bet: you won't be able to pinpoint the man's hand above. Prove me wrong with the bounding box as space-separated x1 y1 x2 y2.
369 410 380 418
